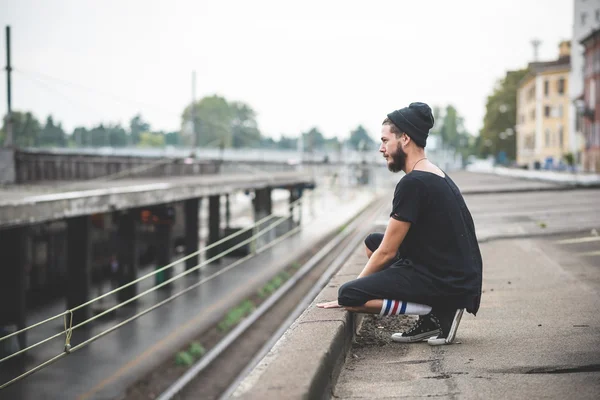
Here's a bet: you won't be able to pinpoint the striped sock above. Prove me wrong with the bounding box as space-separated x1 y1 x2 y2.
379 299 432 316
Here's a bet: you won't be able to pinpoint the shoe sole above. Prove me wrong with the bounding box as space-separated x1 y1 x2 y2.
427 309 464 346
391 330 441 343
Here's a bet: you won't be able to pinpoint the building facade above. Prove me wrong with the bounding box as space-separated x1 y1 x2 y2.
570 0 600 168
516 42 571 169
580 28 600 172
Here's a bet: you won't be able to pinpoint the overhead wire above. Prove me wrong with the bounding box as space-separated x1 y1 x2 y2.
13 67 183 120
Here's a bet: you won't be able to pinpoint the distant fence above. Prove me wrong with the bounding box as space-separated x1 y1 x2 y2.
14 150 221 183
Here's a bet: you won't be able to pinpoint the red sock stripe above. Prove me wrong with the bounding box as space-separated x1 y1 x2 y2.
390 300 400 315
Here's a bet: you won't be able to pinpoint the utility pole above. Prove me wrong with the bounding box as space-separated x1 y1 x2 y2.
191 70 197 151
4 25 13 148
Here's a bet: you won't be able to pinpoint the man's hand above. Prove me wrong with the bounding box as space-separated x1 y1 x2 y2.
316 300 342 309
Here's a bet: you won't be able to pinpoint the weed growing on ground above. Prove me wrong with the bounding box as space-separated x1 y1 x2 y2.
217 300 256 332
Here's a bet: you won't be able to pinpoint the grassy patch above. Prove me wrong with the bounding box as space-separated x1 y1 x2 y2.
188 341 206 358
175 351 195 366
217 300 256 332
257 270 293 299
174 341 206 366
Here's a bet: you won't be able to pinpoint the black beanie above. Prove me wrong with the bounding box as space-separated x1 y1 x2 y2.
386 102 435 148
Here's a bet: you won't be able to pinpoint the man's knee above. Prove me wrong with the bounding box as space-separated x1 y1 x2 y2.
364 233 381 254
338 280 365 307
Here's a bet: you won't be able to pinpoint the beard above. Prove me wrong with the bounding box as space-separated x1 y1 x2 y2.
387 145 407 173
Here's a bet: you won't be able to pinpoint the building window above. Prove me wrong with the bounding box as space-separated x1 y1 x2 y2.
545 129 551 147
526 134 535 150
558 104 564 117
559 126 564 147
544 106 551 117
582 12 587 26
596 9 600 22
558 78 565 95
544 80 549 96
530 109 535 120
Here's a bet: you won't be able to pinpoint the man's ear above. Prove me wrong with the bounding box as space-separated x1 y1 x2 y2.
402 133 411 145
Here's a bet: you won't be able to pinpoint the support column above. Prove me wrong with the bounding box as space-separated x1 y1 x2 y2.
117 211 138 302
155 206 174 286
225 194 231 229
289 187 299 230
254 187 273 247
67 216 91 325
254 188 273 220
297 187 304 225
0 227 26 354
207 195 221 263
185 198 200 272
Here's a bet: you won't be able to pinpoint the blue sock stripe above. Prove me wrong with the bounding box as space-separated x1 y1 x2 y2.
384 299 392 315
399 301 407 315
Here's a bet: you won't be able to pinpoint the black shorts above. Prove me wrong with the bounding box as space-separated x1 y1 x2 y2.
338 233 443 308
339 233 478 312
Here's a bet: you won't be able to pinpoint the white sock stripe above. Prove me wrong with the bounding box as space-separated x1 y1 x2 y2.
396 301 405 315
379 299 388 316
380 300 433 316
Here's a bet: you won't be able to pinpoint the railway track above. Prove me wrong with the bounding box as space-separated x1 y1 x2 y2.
149 196 388 400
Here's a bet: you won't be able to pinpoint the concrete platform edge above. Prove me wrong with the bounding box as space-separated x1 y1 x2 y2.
230 238 368 399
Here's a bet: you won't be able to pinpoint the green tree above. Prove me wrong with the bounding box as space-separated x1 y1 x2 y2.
72 126 89 147
277 135 297 149
164 131 180 146
302 127 326 152
130 114 151 146
479 69 528 161
89 124 109 147
182 95 232 147
230 101 261 148
137 131 165 147
39 116 66 147
259 136 277 149
1 111 42 147
181 95 262 148
323 136 341 151
347 125 374 150
107 124 128 147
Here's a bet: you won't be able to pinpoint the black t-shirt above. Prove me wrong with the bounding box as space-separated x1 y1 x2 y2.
390 170 483 314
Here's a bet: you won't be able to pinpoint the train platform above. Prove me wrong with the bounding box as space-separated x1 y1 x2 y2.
232 189 600 400
0 186 381 400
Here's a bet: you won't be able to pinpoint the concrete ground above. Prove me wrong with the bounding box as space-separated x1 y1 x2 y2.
332 174 600 399
334 234 600 399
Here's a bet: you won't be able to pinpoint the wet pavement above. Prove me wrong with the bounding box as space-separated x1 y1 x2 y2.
0 187 377 400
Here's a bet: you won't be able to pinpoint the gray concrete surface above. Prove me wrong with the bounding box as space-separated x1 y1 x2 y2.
231 243 368 400
0 171 313 228
232 171 600 400
333 236 600 399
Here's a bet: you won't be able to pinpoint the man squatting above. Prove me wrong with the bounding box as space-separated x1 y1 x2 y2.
317 102 483 345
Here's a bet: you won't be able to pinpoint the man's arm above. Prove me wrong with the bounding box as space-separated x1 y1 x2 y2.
316 217 411 309
357 217 411 278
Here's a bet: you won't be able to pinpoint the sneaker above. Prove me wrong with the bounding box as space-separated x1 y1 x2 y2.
427 309 464 346
391 315 441 343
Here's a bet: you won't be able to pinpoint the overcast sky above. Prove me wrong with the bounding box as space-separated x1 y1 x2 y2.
0 0 572 141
